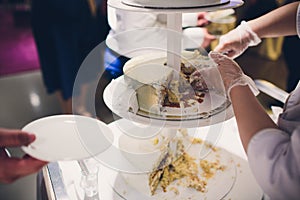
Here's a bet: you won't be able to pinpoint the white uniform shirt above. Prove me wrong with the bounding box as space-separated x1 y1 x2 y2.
247 5 300 199
248 81 300 200
106 7 205 57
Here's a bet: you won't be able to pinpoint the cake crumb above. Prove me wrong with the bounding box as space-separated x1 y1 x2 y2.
169 186 179 195
191 138 203 144
204 142 218 152
153 137 159 145
200 159 226 179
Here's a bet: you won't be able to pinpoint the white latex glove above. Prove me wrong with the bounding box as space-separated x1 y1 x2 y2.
214 21 261 59
209 51 259 99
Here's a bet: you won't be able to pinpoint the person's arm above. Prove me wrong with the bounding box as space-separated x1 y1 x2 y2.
182 12 209 27
248 2 298 38
209 52 277 152
209 52 300 199
230 86 278 151
107 8 214 56
214 2 300 58
0 128 48 183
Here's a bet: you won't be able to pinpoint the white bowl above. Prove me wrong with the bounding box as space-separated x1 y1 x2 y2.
118 130 170 173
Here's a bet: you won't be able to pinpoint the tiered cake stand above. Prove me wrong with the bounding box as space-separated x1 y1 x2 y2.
104 0 244 128
100 0 244 199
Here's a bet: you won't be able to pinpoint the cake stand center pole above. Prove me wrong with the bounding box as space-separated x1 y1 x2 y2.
167 13 182 73
166 13 182 138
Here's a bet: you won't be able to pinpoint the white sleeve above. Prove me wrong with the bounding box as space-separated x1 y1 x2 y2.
182 13 198 27
106 8 167 57
107 8 205 57
247 128 300 200
297 2 300 38
107 7 165 32
182 27 205 49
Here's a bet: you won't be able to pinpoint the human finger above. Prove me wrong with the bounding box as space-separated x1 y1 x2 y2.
224 50 238 58
0 128 35 147
0 156 48 183
213 42 233 56
209 51 229 63
197 18 209 27
209 52 241 72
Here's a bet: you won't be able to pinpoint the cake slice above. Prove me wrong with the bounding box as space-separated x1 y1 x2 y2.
123 50 212 116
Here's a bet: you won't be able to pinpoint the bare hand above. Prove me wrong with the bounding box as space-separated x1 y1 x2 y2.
201 28 216 48
197 12 209 27
0 128 48 183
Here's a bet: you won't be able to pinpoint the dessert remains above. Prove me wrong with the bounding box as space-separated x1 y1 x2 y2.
148 134 226 196
123 50 214 115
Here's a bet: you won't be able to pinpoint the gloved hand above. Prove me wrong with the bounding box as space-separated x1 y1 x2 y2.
209 52 259 99
214 21 261 59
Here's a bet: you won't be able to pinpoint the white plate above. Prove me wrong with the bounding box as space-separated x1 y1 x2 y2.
22 115 113 162
122 0 230 9
108 143 237 200
94 119 232 173
103 76 234 128
108 0 243 13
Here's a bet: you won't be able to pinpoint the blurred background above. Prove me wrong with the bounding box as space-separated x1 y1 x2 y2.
0 0 295 199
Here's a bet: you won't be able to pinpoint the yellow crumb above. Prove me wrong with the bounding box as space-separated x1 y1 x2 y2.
191 138 203 144
204 142 218 152
169 187 179 195
153 137 159 145
200 159 226 179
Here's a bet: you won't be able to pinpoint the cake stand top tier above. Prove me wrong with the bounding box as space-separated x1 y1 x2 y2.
108 0 243 13
103 50 234 128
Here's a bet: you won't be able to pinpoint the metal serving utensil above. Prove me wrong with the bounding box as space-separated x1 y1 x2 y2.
254 79 289 103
